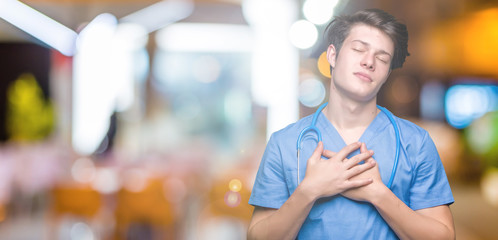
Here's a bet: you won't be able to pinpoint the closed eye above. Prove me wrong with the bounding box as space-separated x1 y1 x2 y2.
352 47 366 52
376 56 390 64
377 57 387 63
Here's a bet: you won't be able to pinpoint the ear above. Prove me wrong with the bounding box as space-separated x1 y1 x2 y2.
326 44 337 68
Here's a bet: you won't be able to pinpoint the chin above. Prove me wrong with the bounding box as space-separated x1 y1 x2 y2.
348 93 377 103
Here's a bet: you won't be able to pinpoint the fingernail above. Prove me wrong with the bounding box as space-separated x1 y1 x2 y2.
369 150 374 154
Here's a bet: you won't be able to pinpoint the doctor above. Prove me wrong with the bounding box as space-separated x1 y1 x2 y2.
247 8 455 239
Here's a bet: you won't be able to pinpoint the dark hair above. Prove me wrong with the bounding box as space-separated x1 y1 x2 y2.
324 8 410 69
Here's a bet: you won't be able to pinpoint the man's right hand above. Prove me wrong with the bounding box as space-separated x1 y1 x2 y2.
299 141 377 200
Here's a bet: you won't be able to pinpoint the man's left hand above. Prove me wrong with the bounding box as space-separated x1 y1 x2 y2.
341 142 386 203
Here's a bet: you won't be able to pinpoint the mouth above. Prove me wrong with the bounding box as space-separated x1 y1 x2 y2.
354 72 372 82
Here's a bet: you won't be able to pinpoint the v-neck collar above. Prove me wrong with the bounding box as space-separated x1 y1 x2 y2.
317 107 390 149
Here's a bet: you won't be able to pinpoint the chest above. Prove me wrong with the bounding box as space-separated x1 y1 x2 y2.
335 126 368 145
286 130 414 203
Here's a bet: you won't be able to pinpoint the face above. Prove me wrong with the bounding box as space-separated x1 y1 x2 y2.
327 24 394 103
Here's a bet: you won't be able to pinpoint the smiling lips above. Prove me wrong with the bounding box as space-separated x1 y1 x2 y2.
354 72 373 82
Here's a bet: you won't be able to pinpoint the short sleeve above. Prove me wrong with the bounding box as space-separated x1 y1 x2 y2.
409 132 454 210
248 134 290 209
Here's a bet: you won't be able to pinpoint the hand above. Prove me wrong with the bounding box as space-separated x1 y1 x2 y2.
341 143 385 202
300 142 377 200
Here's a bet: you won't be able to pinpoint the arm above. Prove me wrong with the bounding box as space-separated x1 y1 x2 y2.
247 142 377 240
372 186 455 240
247 185 316 240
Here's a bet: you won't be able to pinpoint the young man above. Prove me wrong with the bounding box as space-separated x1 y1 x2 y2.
247 9 455 239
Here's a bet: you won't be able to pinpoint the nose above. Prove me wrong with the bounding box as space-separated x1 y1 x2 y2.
361 54 375 71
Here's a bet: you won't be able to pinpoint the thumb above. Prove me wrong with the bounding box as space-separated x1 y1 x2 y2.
323 149 336 159
308 141 324 164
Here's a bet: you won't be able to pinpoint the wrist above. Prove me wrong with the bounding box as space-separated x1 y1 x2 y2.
296 180 320 203
369 183 390 206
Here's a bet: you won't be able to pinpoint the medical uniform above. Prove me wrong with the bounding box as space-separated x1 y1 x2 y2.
249 108 454 239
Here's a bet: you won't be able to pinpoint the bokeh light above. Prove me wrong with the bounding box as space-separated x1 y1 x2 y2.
299 76 326 107
481 167 498 207
242 0 296 27
228 179 242 193
122 168 148 193
224 191 241 208
71 157 96 183
91 168 119 194
445 84 498 129
303 0 338 25
70 222 95 240
289 20 318 49
466 111 498 164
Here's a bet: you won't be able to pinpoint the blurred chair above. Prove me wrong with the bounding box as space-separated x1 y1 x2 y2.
113 177 177 240
51 185 101 218
49 184 104 239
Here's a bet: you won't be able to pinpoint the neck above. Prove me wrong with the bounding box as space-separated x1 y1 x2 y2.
324 94 379 130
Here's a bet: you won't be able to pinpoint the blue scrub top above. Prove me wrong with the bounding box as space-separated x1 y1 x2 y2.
249 108 454 239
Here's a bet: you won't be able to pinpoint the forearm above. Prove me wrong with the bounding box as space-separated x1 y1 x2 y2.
247 184 317 240
371 186 454 240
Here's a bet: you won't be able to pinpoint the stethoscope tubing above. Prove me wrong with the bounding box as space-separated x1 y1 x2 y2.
296 102 400 189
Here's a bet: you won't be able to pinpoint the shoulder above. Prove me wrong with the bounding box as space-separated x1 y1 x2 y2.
379 107 429 142
270 114 314 142
391 114 440 166
395 117 430 141
261 114 315 161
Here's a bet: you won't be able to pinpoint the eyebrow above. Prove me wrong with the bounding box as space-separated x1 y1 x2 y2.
351 39 392 58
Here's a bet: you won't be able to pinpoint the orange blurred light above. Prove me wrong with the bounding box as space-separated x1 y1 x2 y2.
460 8 498 76
0 204 5 222
317 51 331 78
421 8 498 78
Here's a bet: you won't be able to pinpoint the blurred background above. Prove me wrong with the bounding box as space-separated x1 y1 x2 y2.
0 0 497 239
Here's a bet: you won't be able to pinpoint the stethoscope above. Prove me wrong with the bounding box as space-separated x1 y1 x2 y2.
296 102 401 189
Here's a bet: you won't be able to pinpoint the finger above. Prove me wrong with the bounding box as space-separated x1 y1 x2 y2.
345 159 376 179
322 149 336 159
308 141 324 164
360 142 368 153
333 142 361 162
345 150 374 169
365 157 376 164
344 178 373 189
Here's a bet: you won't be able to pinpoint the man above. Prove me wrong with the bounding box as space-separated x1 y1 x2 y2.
247 9 455 239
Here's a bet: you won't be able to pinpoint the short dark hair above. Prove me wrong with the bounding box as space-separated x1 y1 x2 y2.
324 8 410 69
